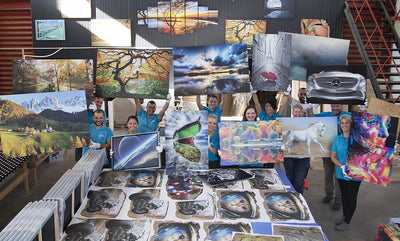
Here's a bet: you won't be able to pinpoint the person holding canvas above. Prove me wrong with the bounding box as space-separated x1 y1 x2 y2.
330 114 361 231
135 94 171 133
283 104 310 194
83 109 113 166
125 116 139 135
208 114 220 168
196 94 227 122
308 104 351 211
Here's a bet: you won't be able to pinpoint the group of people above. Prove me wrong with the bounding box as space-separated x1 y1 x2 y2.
82 88 360 232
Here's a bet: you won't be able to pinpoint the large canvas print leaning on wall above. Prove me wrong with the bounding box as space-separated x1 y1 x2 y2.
0 90 90 157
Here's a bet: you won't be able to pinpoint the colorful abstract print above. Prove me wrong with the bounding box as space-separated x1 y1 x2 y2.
218 120 284 166
346 112 398 186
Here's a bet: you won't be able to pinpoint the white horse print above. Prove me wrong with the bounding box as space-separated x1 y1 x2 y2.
283 122 327 155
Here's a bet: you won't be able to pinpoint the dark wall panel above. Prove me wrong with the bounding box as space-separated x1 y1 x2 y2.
31 0 344 53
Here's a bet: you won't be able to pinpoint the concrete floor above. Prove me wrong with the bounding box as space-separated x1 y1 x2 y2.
0 151 399 241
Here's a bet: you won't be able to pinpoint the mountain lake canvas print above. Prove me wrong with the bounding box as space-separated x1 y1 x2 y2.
0 90 90 157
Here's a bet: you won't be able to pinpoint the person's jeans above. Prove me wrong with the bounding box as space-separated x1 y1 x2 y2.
283 157 310 194
323 157 341 202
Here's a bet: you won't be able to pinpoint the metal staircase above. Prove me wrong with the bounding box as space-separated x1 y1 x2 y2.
344 0 400 103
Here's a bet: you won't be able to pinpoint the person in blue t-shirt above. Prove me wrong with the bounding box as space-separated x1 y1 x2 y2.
125 116 138 135
88 97 107 125
196 94 226 122
330 114 361 231
208 114 220 168
135 95 171 133
253 92 288 121
82 110 113 166
308 104 351 211
252 92 288 168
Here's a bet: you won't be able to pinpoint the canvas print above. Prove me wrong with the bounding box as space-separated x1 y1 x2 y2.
218 120 284 166
150 221 200 241
167 175 204 200
128 189 168 219
176 194 215 219
35 20 65 40
306 65 367 105
301 19 329 37
205 222 252 241
81 188 125 218
217 190 260 220
165 111 209 175
263 191 313 222
248 169 285 191
197 169 254 186
91 19 131 47
252 34 291 91
126 169 164 188
286 32 350 81
112 132 160 170
96 49 170 99
225 20 267 47
173 43 250 96
272 224 325 241
137 1 218 35
280 117 337 157
58 0 91 18
232 233 284 241
264 0 294 19
13 59 94 104
346 112 398 186
0 90 90 157
62 219 149 241
95 170 131 187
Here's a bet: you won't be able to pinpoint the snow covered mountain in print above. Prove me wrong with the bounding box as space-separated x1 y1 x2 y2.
21 95 86 113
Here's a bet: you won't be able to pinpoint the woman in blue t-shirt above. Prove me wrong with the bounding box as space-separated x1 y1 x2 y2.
252 93 288 121
330 114 361 231
208 114 220 168
125 116 139 135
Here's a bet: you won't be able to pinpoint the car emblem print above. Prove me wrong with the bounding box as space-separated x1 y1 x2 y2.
331 78 341 88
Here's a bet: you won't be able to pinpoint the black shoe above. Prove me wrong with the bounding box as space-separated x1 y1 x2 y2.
331 202 341 211
322 196 332 204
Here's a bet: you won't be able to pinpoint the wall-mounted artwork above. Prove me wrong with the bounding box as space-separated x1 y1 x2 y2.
272 224 325 240
252 34 291 91
279 117 337 157
0 90 90 157
13 59 94 104
346 112 398 186
225 20 267 47
218 120 283 166
91 19 131 47
96 49 170 99
301 19 329 37
306 65 367 105
264 0 294 19
285 32 349 81
35 20 65 40
165 111 209 175
173 43 250 96
58 0 91 18
137 1 218 35
112 132 160 171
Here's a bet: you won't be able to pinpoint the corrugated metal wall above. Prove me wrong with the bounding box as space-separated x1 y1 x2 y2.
0 0 33 95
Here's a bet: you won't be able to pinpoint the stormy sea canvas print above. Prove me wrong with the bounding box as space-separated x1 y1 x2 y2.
173 43 250 96
0 90 90 157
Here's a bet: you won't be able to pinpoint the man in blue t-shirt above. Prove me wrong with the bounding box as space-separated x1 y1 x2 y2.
308 104 351 211
88 97 107 124
196 94 226 122
135 95 171 133
82 110 113 166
